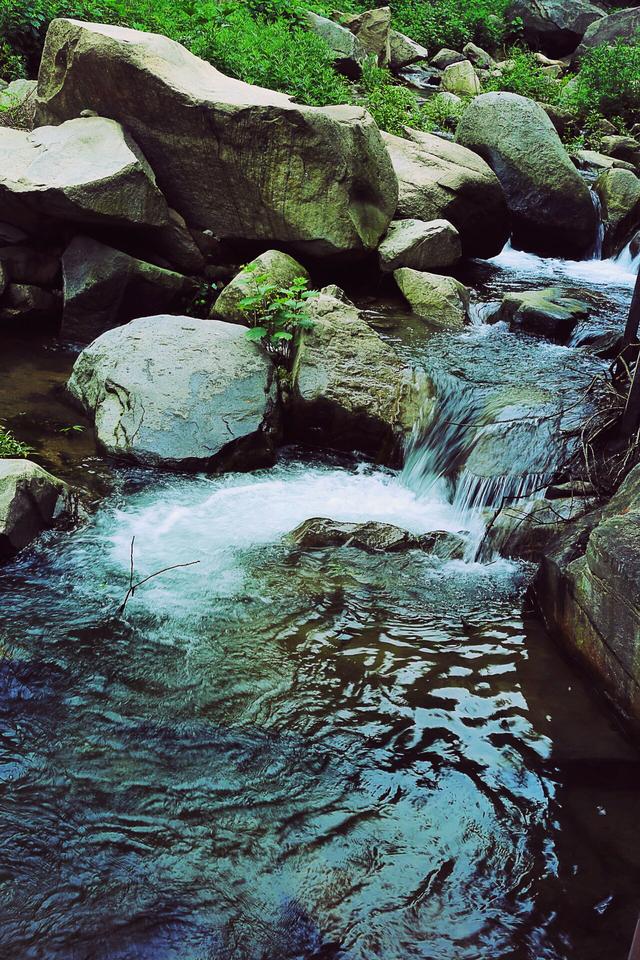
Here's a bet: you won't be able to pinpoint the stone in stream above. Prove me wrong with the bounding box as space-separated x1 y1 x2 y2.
482 494 597 561
389 30 429 71
456 93 598 258
67 315 278 471
571 149 635 174
394 268 471 329
0 459 76 561
36 19 397 258
61 236 198 343
505 0 605 57
573 6 640 60
211 250 310 325
287 517 466 558
288 286 432 465
378 219 461 273
493 287 590 341
381 130 510 259
535 462 640 728
305 12 367 78
441 61 482 97
0 117 171 237
594 168 640 260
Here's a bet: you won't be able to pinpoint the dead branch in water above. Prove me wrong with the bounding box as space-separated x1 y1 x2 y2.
117 536 200 616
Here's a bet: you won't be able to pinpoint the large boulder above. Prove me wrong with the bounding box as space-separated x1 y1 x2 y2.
305 12 367 78
378 218 461 272
67 315 277 470
382 130 509 258
212 250 309 325
506 0 605 56
340 7 391 65
394 268 470 329
389 30 429 72
574 6 640 59
36 19 397 258
456 93 598 257
0 459 75 561
61 236 198 342
0 117 171 238
594 168 640 259
288 286 431 463
535 463 640 726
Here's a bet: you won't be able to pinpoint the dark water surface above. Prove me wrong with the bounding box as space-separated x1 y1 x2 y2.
1 459 639 960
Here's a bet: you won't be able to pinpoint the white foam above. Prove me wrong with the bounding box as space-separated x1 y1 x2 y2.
489 241 639 288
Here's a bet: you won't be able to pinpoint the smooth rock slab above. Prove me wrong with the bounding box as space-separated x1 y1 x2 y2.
394 268 470 329
36 19 397 258
0 117 170 236
68 315 277 470
0 459 74 561
378 218 461 272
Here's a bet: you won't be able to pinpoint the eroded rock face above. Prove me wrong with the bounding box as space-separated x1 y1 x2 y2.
535 463 640 727
506 0 605 56
287 517 466 557
394 268 470 329
212 250 309 325
456 92 598 257
595 168 640 258
288 287 431 464
0 459 75 561
0 117 170 237
378 218 461 272
68 315 277 471
382 130 509 258
62 236 198 342
574 6 640 59
36 19 397 258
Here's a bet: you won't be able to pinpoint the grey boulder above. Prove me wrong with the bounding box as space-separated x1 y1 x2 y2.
0 459 75 561
394 268 470 329
494 286 590 341
594 168 640 259
574 6 640 59
456 92 598 257
378 218 461 272
68 314 277 471
287 517 466 558
506 0 605 56
212 250 309 325
305 12 367 78
389 30 429 71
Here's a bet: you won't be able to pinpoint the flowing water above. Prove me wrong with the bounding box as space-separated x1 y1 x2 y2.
1 244 640 960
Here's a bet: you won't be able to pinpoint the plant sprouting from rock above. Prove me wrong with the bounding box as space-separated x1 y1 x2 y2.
237 264 317 365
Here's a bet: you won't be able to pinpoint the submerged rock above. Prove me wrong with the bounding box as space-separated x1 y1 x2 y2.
0 459 75 561
494 287 589 341
212 250 309 325
36 19 397 258
68 315 277 471
0 117 171 237
382 130 509 258
288 287 431 464
62 236 197 342
394 268 470 329
456 92 597 257
378 218 461 272
594 168 640 259
288 517 466 558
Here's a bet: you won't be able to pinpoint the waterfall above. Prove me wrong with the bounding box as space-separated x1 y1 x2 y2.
589 188 605 261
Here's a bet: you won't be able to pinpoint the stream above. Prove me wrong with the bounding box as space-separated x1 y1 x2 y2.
1 244 640 960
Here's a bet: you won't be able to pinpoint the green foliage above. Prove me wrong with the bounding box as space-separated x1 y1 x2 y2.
359 58 424 135
419 92 466 134
382 0 508 53
0 424 32 458
484 51 564 104
565 39 640 129
237 265 317 366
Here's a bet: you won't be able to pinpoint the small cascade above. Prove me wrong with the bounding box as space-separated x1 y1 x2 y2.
589 188 605 261
615 238 640 275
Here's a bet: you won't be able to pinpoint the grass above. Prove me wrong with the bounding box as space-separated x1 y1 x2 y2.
0 424 32 458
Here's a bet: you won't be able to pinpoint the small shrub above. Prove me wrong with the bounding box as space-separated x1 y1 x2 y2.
484 51 564 104
359 58 424 135
384 0 508 54
419 93 466 134
0 424 32 458
566 39 640 129
237 266 317 366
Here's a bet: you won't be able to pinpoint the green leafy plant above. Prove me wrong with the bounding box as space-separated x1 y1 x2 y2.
237 265 317 365
359 58 424 135
419 92 466 134
565 38 640 129
58 424 85 435
0 423 32 457
483 50 565 104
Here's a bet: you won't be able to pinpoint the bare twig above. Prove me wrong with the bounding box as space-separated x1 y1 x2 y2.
117 537 200 616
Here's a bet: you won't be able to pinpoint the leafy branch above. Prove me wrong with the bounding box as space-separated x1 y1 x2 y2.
238 264 317 367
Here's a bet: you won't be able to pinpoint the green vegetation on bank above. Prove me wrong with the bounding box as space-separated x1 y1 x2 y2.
0 0 638 143
0 424 32 457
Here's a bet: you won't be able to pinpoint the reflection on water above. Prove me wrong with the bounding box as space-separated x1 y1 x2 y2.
1 459 639 960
